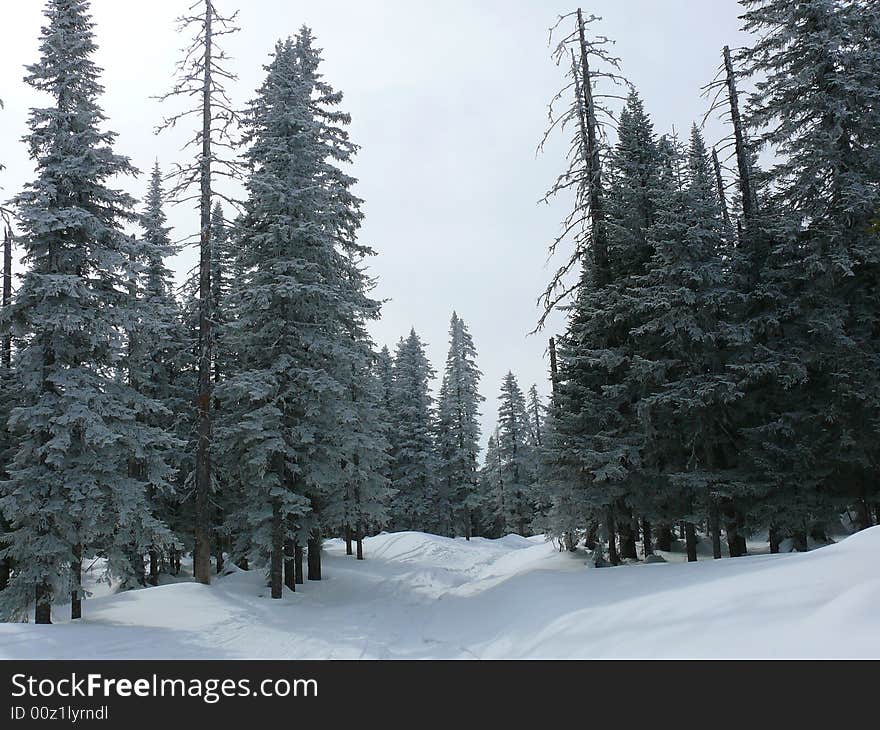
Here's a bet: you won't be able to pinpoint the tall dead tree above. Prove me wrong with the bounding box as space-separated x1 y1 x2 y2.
535 8 625 331
155 1 242 585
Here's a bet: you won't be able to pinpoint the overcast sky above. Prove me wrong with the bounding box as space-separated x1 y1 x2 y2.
0 0 750 453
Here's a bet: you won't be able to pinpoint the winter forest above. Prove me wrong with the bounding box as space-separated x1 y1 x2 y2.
0 0 878 657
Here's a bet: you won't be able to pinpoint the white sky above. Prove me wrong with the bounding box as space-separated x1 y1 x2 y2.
0 0 750 453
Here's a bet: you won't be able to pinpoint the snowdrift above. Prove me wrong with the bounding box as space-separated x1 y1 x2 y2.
1 527 878 659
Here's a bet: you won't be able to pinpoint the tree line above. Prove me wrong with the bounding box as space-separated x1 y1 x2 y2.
524 2 880 564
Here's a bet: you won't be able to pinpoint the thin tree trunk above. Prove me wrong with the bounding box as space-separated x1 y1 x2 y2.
685 523 697 562
585 522 598 550
618 508 637 560
284 538 296 591
294 541 304 584
0 227 11 591
236 555 248 571
149 548 159 586
35 581 52 624
711 147 731 229
723 45 755 223
356 521 364 561
769 524 780 554
708 500 722 559
193 0 214 587
792 528 808 553
575 8 609 285
215 508 224 574
307 531 322 581
71 542 82 620
606 504 619 566
641 519 653 557
345 524 353 556
270 499 283 599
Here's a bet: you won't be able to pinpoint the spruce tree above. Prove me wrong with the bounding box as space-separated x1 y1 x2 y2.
495 372 534 536
217 29 380 596
435 313 483 538
0 0 173 622
389 329 437 531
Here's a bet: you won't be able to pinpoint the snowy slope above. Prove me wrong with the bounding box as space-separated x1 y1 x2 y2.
1 527 878 659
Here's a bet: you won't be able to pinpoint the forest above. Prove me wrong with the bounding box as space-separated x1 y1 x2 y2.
0 0 878 628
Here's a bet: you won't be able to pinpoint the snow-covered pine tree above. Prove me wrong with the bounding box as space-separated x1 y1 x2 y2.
435 312 483 538
217 29 381 597
735 0 880 541
389 329 437 532
495 373 534 536
631 125 736 562
0 0 174 622
0 220 14 591
131 162 190 584
477 430 504 538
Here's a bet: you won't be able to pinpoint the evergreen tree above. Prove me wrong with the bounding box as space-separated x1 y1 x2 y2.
388 329 437 531
435 312 483 538
495 373 534 536
0 0 173 622
217 29 380 597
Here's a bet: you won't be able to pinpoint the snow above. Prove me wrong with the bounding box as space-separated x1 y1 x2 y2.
1 527 878 659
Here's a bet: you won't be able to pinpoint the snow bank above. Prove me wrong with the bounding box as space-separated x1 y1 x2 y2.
1 527 878 659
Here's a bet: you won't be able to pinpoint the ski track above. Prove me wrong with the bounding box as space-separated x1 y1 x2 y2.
1 528 878 659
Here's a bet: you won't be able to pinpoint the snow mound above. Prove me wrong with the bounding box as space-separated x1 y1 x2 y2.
1 527 877 659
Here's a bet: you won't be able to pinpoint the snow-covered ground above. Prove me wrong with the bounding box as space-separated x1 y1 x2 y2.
1 527 878 659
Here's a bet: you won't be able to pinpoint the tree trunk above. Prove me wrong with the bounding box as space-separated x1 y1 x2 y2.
606 505 619 566
294 541 304 584
641 519 653 557
769 525 780 554
564 531 577 552
71 543 82 620
711 147 732 229
708 500 722 559
149 548 159 586
215 510 224 575
307 531 322 581
356 521 364 561
585 523 598 550
575 8 609 285
792 528 808 553
193 0 215 587
345 524 353 556
854 498 871 532
723 45 755 223
35 581 52 624
685 523 697 563
284 537 296 592
236 556 248 571
270 499 283 599
656 524 672 552
618 510 637 560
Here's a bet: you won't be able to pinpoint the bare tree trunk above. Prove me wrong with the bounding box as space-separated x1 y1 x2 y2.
618 507 637 560
270 499 282 599
345 524 353 556
641 519 653 557
606 504 619 566
214 508 224 574
35 581 51 624
723 45 755 223
193 0 214 587
792 527 808 553
769 524 780 554
294 541 304 584
284 538 296 592
709 501 722 559
711 147 731 229
307 530 322 581
575 8 609 285
71 542 82 619
356 521 364 561
149 548 159 586
685 523 697 562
